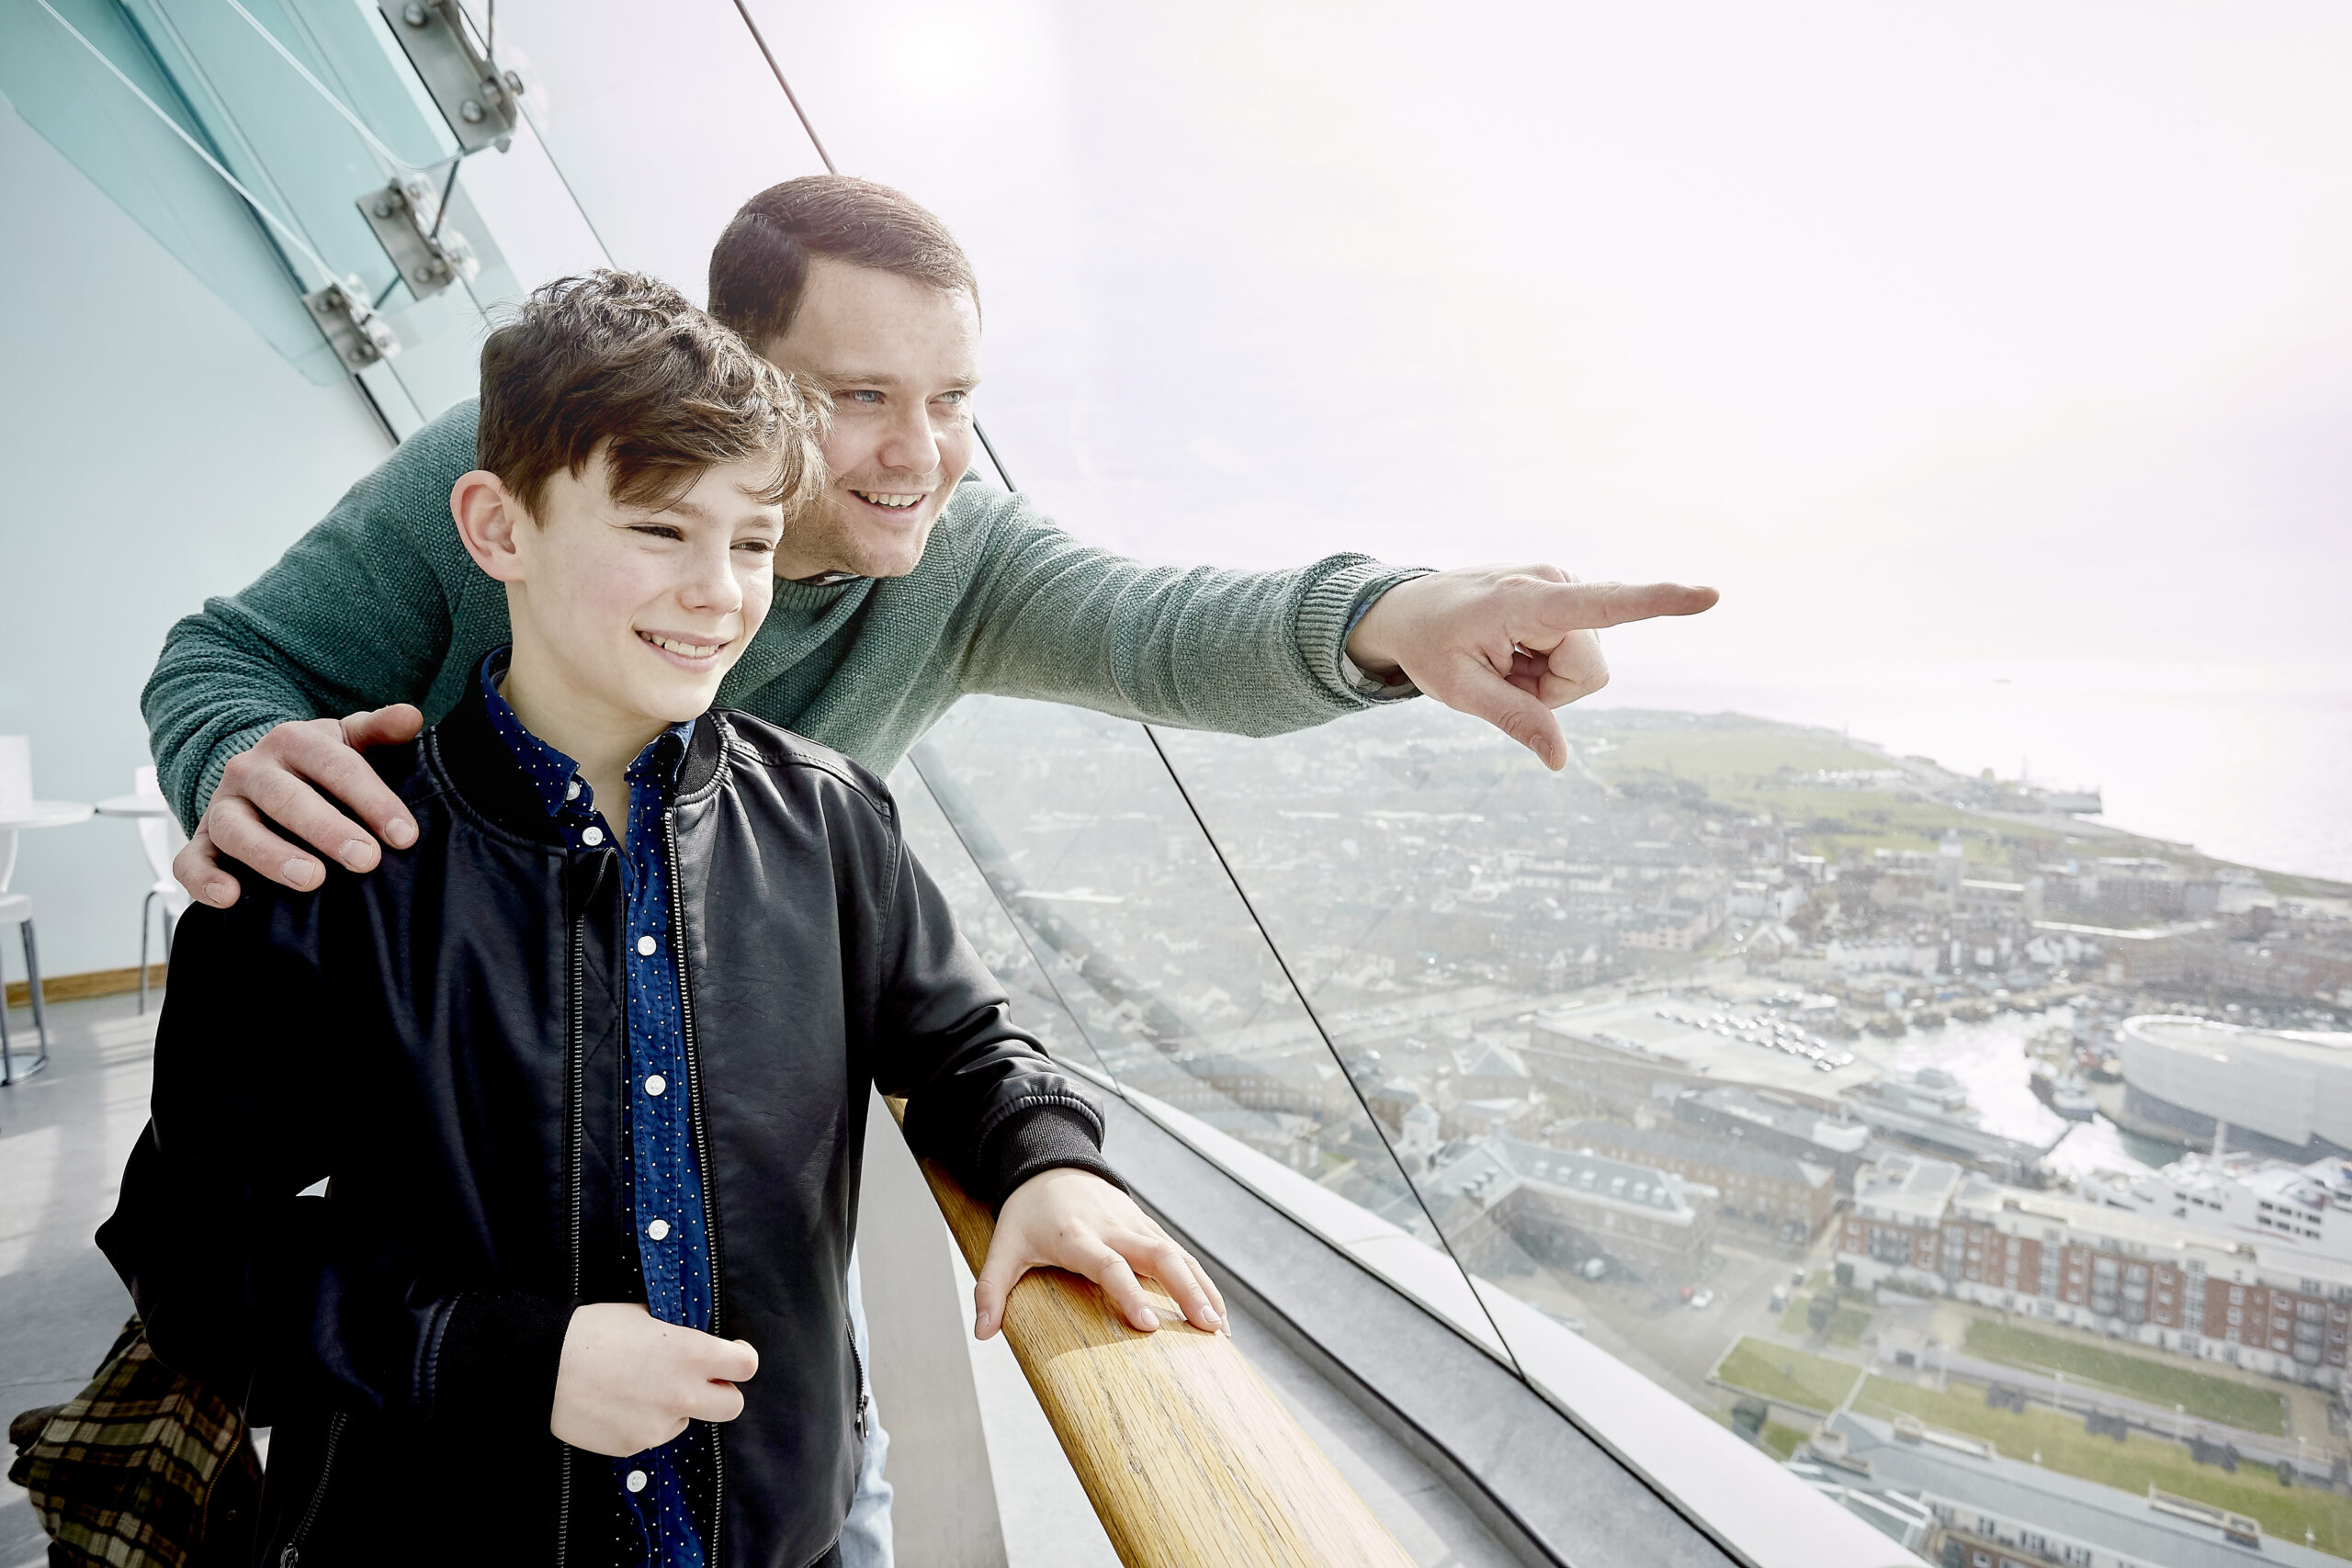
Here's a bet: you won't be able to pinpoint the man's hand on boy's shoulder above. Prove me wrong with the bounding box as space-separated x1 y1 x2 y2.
176 705 424 908
551 1303 760 1457
974 1168 1227 1341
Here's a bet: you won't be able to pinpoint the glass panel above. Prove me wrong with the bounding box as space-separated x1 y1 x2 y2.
0 0 343 378
1154 699 2352 1560
888 753 1114 1088
2 0 580 417
902 697 1511 1360
450 0 827 298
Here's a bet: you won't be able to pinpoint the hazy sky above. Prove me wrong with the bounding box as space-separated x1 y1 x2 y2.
503 1 2352 683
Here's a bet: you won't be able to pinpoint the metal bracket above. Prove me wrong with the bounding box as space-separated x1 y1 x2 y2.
356 171 481 301
304 276 401 369
377 0 522 155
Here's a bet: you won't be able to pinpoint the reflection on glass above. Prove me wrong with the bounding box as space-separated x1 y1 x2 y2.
901 700 1512 1359
890 754 1112 1087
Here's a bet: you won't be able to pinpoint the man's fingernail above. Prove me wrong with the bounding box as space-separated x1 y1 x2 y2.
207 880 234 907
339 840 373 870
284 858 319 888
387 818 416 848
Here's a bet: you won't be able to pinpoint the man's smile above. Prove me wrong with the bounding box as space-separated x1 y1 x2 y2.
847 488 928 511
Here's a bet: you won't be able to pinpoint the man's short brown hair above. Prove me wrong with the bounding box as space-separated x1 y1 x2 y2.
707 175 978 348
477 269 827 521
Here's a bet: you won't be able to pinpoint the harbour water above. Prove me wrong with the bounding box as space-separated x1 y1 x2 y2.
1841 1005 2183 1179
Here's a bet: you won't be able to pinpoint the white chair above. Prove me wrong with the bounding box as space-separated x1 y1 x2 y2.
0 887 47 1083
133 767 190 1014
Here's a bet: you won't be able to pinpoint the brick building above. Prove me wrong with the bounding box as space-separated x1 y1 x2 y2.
1426 1136 1719 1286
1563 1120 1835 1241
1838 1155 2352 1388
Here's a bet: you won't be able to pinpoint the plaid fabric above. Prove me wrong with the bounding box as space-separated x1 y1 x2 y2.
7 1319 260 1568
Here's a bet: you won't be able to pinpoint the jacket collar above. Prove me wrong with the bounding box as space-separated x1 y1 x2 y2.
432 674 725 848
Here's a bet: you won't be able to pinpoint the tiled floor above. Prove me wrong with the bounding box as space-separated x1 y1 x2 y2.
0 991 160 1568
0 993 1523 1568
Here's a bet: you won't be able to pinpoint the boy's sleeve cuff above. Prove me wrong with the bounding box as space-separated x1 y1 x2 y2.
1295 559 1432 706
423 1290 571 1443
980 1103 1126 1211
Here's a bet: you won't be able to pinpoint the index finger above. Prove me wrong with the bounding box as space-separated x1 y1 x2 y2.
1528 581 1719 633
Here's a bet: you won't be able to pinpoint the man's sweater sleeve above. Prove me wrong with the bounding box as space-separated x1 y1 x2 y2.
142 402 488 829
947 483 1430 737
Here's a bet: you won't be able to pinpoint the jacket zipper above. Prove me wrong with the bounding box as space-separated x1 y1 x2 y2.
555 904 587 1568
663 807 727 1562
846 1310 868 1439
277 1409 346 1567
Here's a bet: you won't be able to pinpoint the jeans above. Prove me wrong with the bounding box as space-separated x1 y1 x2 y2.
840 1249 894 1568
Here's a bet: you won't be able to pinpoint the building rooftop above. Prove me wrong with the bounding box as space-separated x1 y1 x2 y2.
2128 1015 2352 1068
1426 1135 1710 1223
1680 1084 1872 1154
1562 1119 1831 1190
1854 1153 1964 1224
1822 1412 2338 1568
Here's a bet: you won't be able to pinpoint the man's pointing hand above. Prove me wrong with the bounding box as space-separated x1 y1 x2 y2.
1346 566 1719 771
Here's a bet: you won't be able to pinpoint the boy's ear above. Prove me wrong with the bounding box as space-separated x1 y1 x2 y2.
451 469 528 583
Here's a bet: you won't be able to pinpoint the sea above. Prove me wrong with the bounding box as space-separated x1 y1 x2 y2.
1596 668 2352 887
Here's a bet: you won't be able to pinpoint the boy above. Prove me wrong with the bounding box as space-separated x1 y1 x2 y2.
99 271 1223 1568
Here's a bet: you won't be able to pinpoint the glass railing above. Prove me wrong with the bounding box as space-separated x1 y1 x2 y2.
899 694 2352 1568
891 696 1939 1566
896 704 1516 1361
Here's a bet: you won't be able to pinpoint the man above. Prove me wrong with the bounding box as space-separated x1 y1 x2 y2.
141 175 1714 1562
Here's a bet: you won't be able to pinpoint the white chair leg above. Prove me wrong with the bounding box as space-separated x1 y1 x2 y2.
19 920 44 1068
0 926 13 1087
140 890 154 1015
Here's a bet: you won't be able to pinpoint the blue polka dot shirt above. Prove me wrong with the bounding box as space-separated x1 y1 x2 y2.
481 649 716 1568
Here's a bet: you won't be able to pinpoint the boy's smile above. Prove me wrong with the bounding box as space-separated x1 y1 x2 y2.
638 629 733 670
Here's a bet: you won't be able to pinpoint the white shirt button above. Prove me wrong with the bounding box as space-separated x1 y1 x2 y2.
565 780 582 801
625 1469 648 1493
581 826 605 846
647 1218 671 1241
645 1074 666 1097
637 934 658 956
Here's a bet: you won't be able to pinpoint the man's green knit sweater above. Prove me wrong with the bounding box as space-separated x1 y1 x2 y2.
145 400 1425 828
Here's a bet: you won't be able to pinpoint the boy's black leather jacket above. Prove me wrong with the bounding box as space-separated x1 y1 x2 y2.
98 682 1116 1568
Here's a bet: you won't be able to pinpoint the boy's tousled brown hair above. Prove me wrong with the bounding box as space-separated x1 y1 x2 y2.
707 175 977 347
476 269 828 521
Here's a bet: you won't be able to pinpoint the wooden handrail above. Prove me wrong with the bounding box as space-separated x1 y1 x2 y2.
892 1103 1417 1568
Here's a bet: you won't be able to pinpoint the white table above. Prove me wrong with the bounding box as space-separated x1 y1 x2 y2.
0 800 93 894
94 795 173 821
0 800 88 1084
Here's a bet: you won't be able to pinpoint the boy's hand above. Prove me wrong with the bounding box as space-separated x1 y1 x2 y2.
974 1168 1227 1340
175 705 424 908
550 1303 759 1457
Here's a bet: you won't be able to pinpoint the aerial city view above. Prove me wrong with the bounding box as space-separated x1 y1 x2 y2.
899 693 2352 1568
